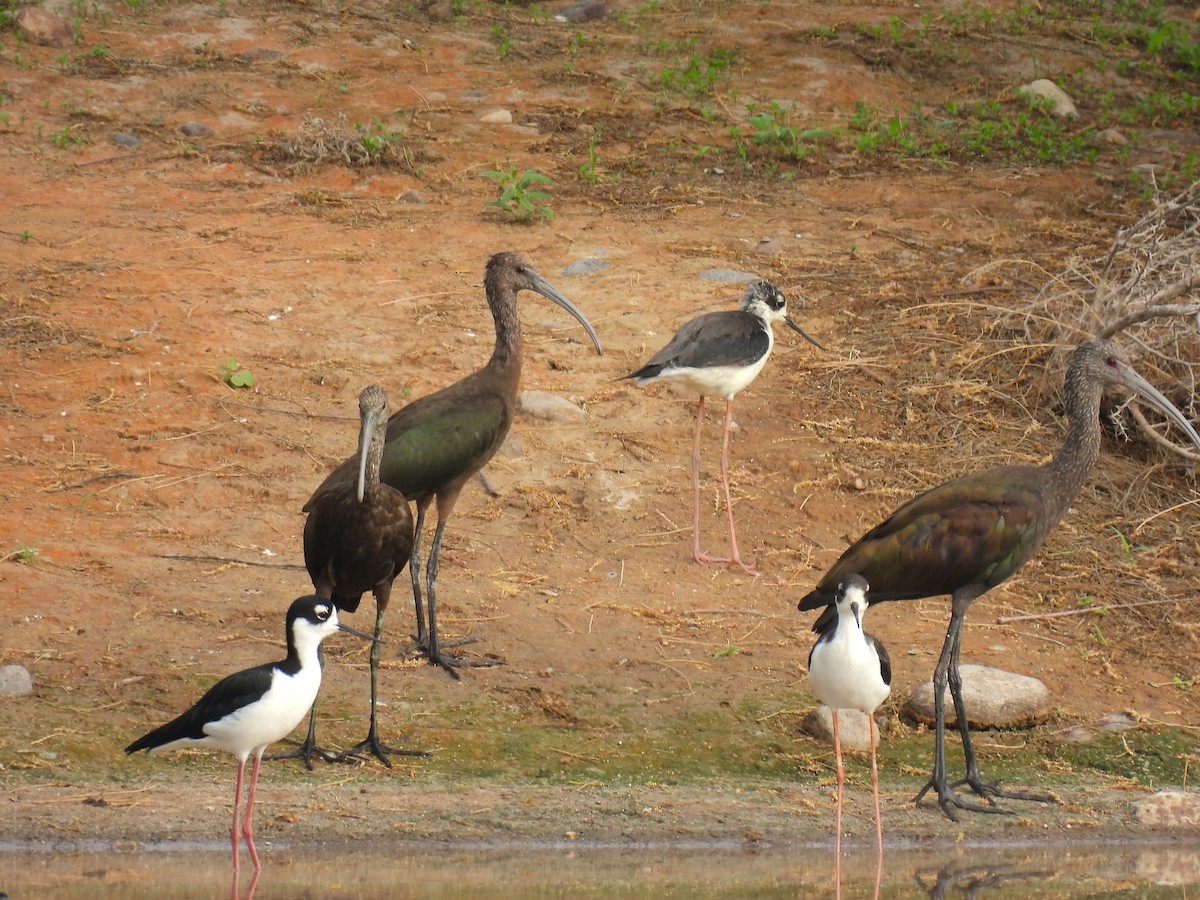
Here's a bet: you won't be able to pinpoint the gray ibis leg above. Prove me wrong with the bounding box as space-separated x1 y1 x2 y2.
403 499 475 659
408 499 430 648
950 618 1056 807
914 606 1003 820
336 599 428 766
423 519 499 677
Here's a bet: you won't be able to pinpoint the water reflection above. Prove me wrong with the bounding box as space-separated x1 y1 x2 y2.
1 838 1198 898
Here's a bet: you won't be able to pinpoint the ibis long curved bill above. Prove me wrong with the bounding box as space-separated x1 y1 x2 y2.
1117 360 1200 450
527 270 603 355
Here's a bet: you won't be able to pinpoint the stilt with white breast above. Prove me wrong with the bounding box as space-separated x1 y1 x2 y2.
126 595 375 872
807 573 891 875
622 280 822 573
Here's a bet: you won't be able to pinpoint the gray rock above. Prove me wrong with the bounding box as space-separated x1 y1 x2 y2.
234 48 281 63
562 258 608 277
15 8 73 48
801 705 883 752
905 664 1050 728
517 391 587 424
1132 791 1200 829
1053 725 1094 744
1097 127 1127 145
178 122 212 138
1098 711 1137 732
1018 78 1077 118
399 189 427 204
555 0 609 23
112 132 141 149
697 268 759 285
0 664 33 698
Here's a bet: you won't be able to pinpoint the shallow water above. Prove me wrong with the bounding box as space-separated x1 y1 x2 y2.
1 839 1197 899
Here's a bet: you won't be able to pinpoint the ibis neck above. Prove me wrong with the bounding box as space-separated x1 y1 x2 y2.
1043 371 1104 527
486 288 524 378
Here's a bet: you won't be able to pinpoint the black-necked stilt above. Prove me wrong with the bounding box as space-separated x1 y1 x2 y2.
303 253 602 677
622 280 822 574
126 595 374 871
800 340 1200 819
278 386 423 769
807 573 891 878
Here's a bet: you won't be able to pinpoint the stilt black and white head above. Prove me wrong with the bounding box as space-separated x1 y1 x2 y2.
622 280 822 573
125 595 374 873
806 573 891 881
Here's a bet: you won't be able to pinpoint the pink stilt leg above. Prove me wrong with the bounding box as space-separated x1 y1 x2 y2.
717 397 756 574
832 710 844 897
230 758 245 873
242 752 263 871
690 396 711 565
870 715 884 900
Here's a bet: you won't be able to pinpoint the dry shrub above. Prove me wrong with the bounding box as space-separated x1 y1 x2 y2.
967 181 1200 460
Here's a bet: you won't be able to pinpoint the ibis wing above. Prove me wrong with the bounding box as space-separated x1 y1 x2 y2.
305 387 510 509
801 468 1045 610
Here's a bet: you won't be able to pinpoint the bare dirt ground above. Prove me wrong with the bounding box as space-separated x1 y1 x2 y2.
2 0 1200 861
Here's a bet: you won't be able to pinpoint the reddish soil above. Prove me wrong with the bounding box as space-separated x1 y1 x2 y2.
2 0 1199 857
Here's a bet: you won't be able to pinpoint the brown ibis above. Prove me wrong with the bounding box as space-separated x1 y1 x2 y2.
304 252 603 677
284 385 421 768
126 596 375 872
621 280 822 573
799 339 1200 819
807 573 891 882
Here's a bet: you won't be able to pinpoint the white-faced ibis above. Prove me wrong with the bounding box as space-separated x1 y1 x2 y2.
807 573 891 879
622 280 822 573
288 385 421 768
125 596 374 872
799 339 1200 819
304 252 603 677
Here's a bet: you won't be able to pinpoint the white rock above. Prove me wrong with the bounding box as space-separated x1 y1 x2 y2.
1018 78 1077 118
1132 791 1200 829
14 8 73 48
517 391 587 424
905 664 1050 728
801 705 883 751
0 664 34 698
480 109 513 125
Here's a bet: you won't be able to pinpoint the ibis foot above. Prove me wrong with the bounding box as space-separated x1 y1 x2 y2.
428 649 503 681
914 777 1015 821
401 634 478 658
953 775 1057 806
334 736 430 768
266 738 340 771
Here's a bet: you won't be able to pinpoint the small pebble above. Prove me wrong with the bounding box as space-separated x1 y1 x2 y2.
111 132 141 149
178 122 212 138
399 189 427 204
480 109 513 125
562 258 608 277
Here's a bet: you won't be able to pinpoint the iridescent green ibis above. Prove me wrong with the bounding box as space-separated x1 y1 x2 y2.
278 385 421 768
798 339 1200 820
621 280 822 573
807 573 891 872
304 252 603 678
